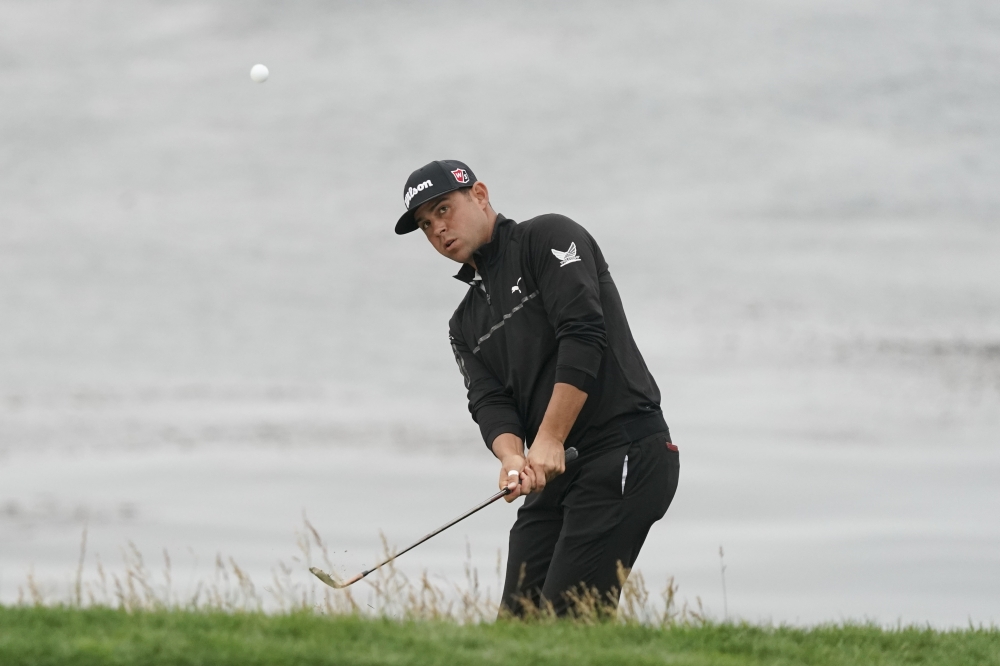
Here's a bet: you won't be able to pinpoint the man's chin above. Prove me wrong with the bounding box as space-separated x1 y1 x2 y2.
445 249 472 264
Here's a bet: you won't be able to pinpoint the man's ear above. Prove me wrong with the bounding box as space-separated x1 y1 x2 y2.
471 181 490 210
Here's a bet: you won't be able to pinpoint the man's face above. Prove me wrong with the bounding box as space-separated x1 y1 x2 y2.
413 182 492 265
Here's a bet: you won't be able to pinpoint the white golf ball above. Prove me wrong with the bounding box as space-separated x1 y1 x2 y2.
250 64 269 83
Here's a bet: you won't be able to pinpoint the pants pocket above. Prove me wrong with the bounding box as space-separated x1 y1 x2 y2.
621 441 643 498
621 434 678 519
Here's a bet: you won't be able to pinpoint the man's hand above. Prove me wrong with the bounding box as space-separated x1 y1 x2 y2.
492 433 535 503
490 383 587 500
498 453 531 502
524 431 566 494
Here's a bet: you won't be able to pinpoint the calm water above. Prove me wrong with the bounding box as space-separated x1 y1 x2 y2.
1 0 998 626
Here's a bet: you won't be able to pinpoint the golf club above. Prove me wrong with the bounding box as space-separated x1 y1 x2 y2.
310 446 579 589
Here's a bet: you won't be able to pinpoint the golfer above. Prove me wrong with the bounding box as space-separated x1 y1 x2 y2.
396 160 679 616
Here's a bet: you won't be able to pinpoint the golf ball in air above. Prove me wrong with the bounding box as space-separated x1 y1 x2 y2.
250 64 269 83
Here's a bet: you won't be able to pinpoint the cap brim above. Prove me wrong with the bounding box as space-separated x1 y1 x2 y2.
395 210 418 235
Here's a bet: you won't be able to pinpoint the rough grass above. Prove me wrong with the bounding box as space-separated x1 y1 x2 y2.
1 606 998 666
7 526 997 665
13 525 704 625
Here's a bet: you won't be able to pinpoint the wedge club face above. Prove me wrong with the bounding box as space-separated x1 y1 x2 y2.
309 567 363 589
309 447 579 590
308 566 343 588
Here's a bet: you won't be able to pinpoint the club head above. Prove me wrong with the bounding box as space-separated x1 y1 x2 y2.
309 566 349 589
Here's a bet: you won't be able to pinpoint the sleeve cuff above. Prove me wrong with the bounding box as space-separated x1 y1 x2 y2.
554 365 596 393
556 337 603 381
484 424 525 451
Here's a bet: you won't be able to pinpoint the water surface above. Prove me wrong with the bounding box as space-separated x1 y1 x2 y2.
1 0 998 626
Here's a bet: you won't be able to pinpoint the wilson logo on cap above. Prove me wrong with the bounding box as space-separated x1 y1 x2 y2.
403 180 433 209
451 169 469 184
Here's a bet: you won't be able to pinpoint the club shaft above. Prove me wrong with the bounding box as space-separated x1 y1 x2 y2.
361 488 510 577
357 446 579 581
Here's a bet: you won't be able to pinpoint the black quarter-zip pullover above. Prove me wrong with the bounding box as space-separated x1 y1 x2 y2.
448 214 666 454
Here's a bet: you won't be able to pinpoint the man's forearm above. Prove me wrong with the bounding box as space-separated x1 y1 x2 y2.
490 382 587 458
519 382 588 490
536 382 588 444
491 432 525 460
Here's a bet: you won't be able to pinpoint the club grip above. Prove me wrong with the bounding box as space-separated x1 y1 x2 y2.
564 447 578 463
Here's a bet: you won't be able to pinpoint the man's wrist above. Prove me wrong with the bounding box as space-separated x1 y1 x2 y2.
532 429 565 447
491 432 525 460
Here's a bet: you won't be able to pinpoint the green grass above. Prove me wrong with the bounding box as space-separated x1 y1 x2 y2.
1 606 998 666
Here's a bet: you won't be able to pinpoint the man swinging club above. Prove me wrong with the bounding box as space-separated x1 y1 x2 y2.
396 160 680 616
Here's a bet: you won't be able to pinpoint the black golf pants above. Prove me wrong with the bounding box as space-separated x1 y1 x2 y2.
500 431 679 616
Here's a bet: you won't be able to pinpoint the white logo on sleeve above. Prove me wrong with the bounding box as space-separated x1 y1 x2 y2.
511 277 524 294
551 242 581 267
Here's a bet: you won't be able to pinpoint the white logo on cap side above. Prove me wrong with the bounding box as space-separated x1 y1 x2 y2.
403 180 433 209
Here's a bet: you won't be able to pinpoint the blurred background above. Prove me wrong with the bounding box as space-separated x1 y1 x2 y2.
1 0 997 626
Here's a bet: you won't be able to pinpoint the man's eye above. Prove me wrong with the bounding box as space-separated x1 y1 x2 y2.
439 205 448 214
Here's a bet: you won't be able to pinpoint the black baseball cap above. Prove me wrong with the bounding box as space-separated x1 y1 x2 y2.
395 160 477 235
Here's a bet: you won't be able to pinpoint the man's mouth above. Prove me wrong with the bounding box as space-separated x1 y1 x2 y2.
444 239 457 250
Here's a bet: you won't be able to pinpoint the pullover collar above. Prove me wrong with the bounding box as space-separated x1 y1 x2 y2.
453 214 512 285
